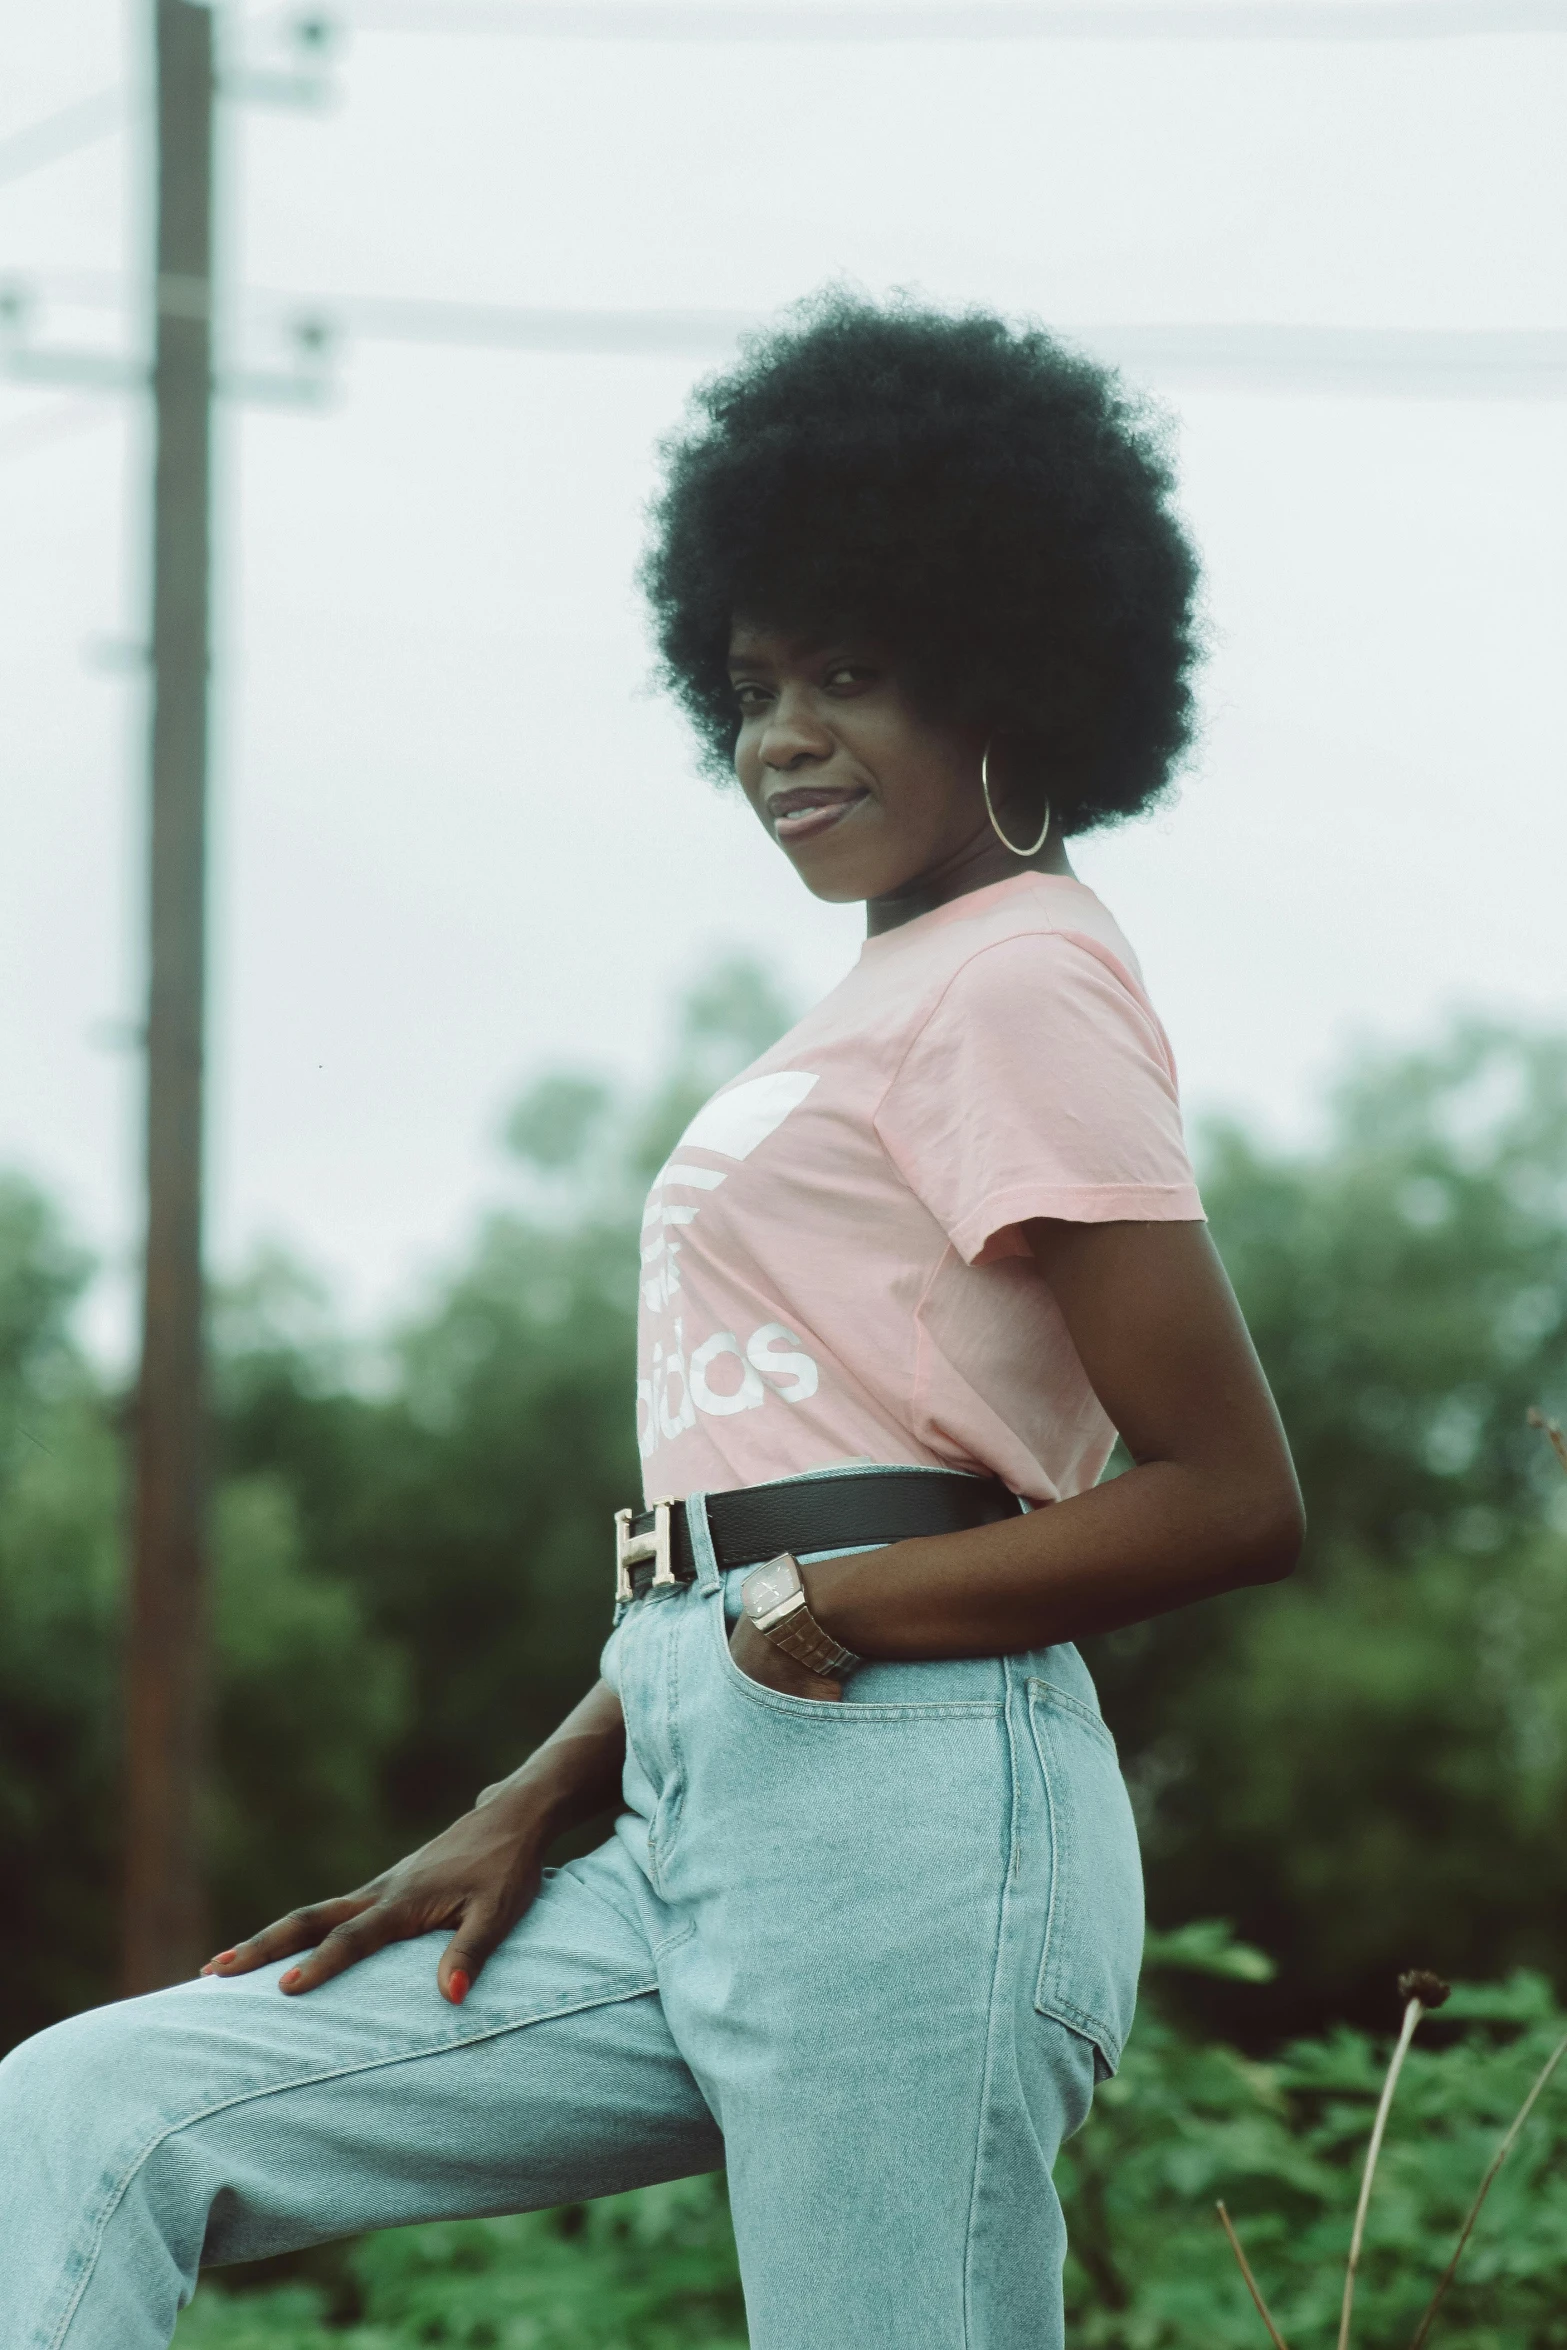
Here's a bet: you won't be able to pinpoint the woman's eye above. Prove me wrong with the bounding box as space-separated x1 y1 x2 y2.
825 665 871 690
732 683 770 711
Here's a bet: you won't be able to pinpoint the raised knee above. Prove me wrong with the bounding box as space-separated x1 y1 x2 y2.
0 1997 212 2348
0 1991 180 2160
1 2007 106 2124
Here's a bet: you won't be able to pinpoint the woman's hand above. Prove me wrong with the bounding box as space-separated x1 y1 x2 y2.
203 1677 629 2004
728 1612 842 1702
201 1782 550 2004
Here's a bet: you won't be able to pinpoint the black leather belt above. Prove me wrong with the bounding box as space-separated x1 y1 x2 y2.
613 1468 1023 1604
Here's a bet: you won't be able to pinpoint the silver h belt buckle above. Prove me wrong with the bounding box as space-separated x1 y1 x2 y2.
614 1497 677 1604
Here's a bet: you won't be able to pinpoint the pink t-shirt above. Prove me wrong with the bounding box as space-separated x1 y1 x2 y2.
636 872 1203 1506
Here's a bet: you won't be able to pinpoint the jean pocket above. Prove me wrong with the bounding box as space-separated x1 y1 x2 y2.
1028 1679 1144 2077
712 1598 1000 1721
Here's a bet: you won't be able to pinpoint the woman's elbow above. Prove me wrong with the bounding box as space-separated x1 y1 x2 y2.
1234 1477 1307 1586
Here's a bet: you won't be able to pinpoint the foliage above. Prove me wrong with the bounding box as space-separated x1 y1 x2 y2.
1087 1019 1567 2037
0 961 796 2039
176 2175 745 2348
207 1475 409 1937
1116 1527 1567 2045
1060 1951 1567 2348
213 954 794 1865
174 1945 1567 2348
1217 1020 1567 1554
0 1178 122 2036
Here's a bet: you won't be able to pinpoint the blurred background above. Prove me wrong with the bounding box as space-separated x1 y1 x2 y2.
3 4 1567 2339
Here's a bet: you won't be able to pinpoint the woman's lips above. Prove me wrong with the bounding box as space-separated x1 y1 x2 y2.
768 789 869 844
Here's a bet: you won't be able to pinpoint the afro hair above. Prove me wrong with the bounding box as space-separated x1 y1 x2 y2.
640 292 1202 836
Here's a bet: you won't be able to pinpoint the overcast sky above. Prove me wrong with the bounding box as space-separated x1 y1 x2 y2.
3 1 1565 1362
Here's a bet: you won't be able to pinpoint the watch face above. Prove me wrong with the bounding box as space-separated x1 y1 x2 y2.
743 1555 802 1618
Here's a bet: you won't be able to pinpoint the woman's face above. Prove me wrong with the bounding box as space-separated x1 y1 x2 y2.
728 623 998 909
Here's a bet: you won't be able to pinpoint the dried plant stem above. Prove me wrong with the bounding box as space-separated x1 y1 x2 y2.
1216 2202 1293 2350
1527 1407 1567 1479
1405 2026 1567 2350
1338 1993 1424 2350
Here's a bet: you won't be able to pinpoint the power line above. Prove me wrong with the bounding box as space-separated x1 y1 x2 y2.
11 278 1565 400
0 88 128 190
307 303 1567 396
0 30 332 200
281 293 751 358
341 0 1567 37
1074 322 1567 397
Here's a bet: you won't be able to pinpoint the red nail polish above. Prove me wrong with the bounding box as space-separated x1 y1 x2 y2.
280 1967 301 1991
448 1969 470 2005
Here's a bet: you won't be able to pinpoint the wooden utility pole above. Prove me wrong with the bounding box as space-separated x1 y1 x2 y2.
124 0 215 1995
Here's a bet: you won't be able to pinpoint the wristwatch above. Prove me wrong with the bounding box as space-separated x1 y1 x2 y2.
740 1552 862 1681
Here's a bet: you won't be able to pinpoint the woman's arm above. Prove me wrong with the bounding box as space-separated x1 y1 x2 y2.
735 1220 1303 1681
205 1679 627 2000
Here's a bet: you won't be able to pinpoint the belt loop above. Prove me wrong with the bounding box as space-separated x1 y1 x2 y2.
683 1491 723 1596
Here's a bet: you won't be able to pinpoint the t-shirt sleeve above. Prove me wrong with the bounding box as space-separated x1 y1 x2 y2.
872 929 1204 1267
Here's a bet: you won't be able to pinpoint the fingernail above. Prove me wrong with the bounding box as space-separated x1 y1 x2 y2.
210 1950 236 1967
279 1967 302 1991
447 1969 470 2005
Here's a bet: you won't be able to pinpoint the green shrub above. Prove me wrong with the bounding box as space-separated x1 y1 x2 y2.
179 2175 745 2348
1063 1962 1567 2347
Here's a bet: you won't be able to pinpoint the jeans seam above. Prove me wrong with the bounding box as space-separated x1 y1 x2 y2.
553 1859 661 1950
962 1662 1025 2348
1027 1675 1118 1747
1031 1692 1064 2028
1028 1692 1125 2072
661 1590 689 1862
39 1976 660 2350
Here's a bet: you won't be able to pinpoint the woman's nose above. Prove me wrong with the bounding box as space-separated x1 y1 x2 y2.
758 687 833 771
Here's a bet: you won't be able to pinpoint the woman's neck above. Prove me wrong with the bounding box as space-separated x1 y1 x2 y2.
865 825 1077 937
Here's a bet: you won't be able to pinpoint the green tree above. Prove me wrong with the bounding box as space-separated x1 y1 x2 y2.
0 1178 122 2036
1090 1022 1567 2037
211 956 796 1884
209 1473 408 1939
0 1220 411 2045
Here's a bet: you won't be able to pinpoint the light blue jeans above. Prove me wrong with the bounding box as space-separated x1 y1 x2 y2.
0 1476 1144 2349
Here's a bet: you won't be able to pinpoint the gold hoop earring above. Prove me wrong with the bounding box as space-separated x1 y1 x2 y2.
981 739 1052 858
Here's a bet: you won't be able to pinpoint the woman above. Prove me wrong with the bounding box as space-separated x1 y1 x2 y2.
0 296 1302 2349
